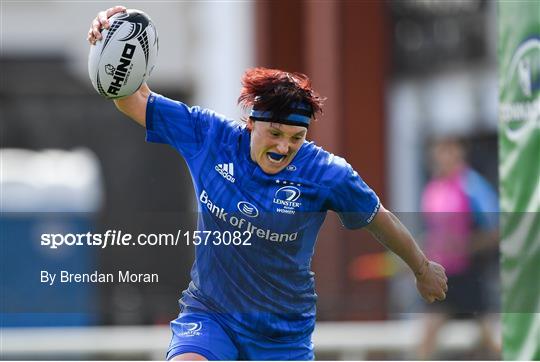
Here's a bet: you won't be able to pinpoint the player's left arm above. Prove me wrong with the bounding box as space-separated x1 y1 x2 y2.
365 205 448 303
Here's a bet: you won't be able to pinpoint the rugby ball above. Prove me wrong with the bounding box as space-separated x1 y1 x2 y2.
88 9 158 99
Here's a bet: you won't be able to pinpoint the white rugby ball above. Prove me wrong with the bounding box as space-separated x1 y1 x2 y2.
88 9 158 99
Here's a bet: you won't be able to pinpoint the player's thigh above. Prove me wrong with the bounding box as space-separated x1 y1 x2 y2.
167 311 238 361
238 333 314 360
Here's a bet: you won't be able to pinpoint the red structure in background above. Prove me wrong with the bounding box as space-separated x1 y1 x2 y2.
255 1 390 320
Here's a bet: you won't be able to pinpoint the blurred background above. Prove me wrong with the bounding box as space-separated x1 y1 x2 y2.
1 0 501 360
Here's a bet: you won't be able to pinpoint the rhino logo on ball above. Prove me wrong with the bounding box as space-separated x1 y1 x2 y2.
104 64 116 76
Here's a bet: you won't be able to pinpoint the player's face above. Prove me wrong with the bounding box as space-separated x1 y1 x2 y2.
247 119 307 174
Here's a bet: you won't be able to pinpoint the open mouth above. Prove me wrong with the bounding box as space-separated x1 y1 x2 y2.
266 152 286 164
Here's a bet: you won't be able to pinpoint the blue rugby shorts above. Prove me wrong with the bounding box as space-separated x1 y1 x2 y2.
166 309 314 360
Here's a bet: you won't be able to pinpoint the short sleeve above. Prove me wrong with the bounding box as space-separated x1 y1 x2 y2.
145 93 220 159
463 169 499 230
325 164 381 229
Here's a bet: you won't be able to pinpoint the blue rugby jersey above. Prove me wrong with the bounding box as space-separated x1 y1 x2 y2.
146 93 380 339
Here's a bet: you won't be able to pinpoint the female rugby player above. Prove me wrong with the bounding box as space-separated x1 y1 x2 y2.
89 6 448 360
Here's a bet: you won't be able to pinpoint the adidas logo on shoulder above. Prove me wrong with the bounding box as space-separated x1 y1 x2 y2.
215 162 235 183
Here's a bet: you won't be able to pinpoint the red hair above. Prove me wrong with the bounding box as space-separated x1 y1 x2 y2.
237 67 325 121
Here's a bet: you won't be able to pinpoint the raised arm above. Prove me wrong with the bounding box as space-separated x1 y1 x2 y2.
87 5 149 127
112 84 150 127
365 204 448 303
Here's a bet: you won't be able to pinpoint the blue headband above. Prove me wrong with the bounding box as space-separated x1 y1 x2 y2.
249 101 312 127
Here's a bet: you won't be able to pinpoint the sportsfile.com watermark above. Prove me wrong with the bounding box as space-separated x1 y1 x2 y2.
40 230 253 249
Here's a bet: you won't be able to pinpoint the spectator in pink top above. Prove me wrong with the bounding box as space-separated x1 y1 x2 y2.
418 136 500 359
